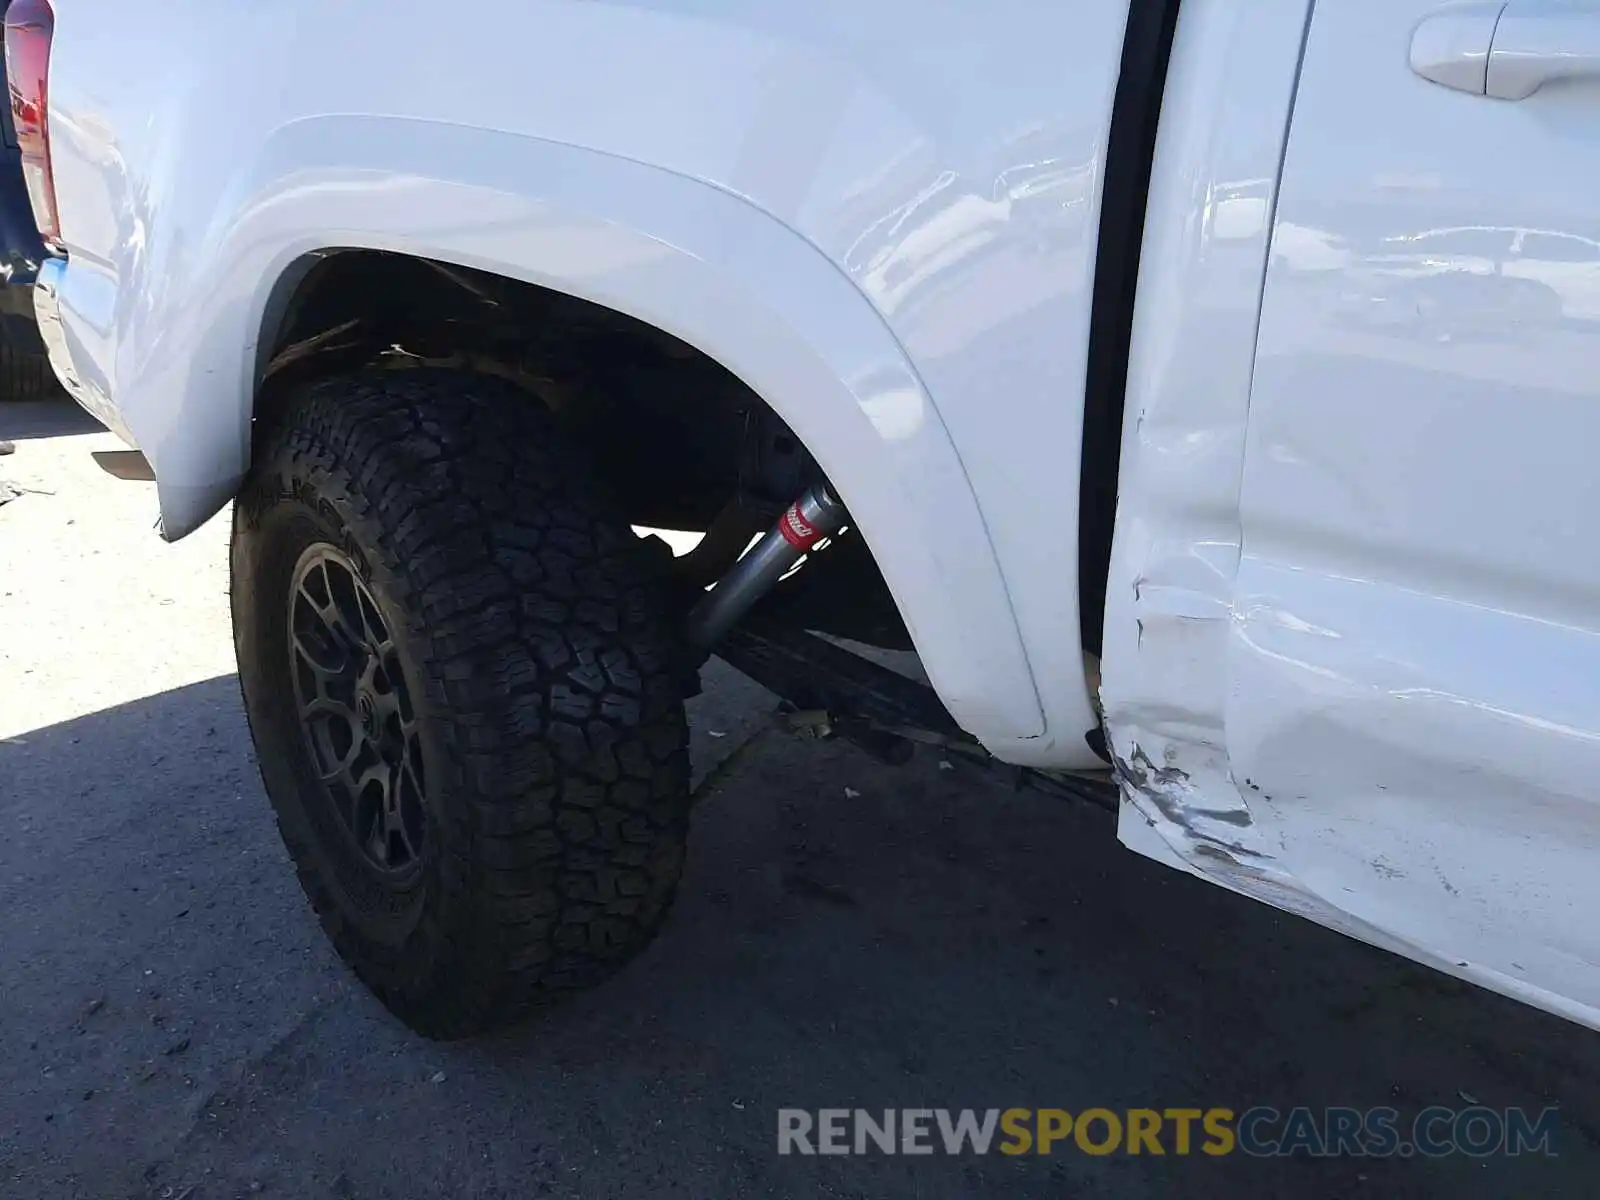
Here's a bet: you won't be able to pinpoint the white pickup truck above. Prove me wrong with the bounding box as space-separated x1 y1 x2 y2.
16 0 1600 1038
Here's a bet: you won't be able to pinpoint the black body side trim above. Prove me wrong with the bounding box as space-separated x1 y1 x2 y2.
1079 0 1182 657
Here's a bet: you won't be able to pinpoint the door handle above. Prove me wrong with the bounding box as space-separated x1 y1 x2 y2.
1410 3 1505 95
1487 5 1600 98
1411 3 1600 99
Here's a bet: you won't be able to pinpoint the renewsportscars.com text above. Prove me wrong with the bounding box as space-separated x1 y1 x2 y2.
777 1106 1558 1158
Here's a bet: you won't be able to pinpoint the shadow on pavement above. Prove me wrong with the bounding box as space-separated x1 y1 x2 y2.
2 676 1597 1199
0 398 104 442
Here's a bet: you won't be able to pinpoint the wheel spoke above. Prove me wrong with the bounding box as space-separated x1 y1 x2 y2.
356 583 393 656
385 647 415 723
302 694 357 724
348 750 390 862
288 542 426 875
391 752 426 865
347 749 389 798
364 807 390 866
290 622 348 680
296 561 363 657
300 700 358 781
324 557 385 657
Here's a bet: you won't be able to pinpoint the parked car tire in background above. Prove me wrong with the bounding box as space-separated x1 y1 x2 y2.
0 0 59 402
0 305 57 401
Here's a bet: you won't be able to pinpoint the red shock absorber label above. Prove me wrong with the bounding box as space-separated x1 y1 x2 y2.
777 503 823 550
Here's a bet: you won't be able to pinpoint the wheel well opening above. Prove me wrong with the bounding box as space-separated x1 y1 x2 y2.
258 249 773 532
256 249 914 651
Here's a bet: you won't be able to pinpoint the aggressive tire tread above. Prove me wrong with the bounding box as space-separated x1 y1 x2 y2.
232 368 691 1039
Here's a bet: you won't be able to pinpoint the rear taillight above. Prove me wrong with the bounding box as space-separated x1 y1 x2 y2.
4 0 57 247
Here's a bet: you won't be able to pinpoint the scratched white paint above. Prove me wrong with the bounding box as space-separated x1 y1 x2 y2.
1102 0 1313 871
34 0 1600 1029
1230 0 1600 1032
1108 0 1600 1033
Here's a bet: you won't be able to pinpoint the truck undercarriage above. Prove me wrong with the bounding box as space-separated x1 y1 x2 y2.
257 249 1120 816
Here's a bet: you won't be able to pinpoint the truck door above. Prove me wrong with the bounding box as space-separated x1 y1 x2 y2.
1229 0 1600 1022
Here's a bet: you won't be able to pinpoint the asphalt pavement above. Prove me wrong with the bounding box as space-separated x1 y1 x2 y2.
3 399 1599 1199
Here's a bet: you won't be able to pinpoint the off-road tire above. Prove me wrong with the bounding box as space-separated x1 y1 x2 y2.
232 368 691 1039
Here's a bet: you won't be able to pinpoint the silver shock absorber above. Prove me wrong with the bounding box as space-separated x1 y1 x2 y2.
684 483 847 651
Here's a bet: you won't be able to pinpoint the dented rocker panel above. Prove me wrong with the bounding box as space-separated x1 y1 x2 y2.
1103 0 1313 879
1107 0 1600 1034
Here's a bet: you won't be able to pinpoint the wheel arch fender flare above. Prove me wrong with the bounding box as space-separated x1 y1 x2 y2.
170 116 1045 743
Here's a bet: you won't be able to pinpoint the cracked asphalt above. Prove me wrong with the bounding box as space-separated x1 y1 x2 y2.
4 399 1600 1199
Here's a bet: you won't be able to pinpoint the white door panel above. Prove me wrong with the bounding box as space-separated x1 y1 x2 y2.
1232 0 1600 1024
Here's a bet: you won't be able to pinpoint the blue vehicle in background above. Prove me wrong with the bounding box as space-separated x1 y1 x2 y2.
0 0 56 404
